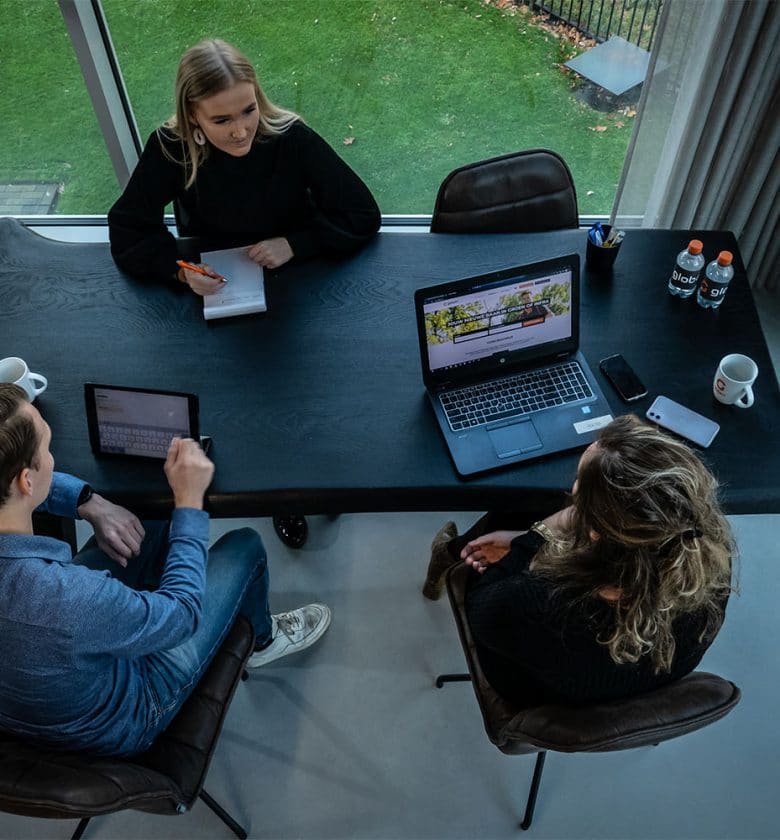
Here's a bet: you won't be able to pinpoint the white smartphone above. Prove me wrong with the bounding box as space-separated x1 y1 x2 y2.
646 396 720 448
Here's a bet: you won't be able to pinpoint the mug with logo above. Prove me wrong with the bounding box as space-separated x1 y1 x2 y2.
0 357 48 402
713 353 757 408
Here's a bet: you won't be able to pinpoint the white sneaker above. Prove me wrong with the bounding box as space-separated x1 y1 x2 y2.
247 603 331 668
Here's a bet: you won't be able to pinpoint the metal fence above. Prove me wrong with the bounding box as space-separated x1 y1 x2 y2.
519 0 663 50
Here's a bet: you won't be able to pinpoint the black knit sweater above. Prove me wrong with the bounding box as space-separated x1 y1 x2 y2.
464 531 727 707
108 123 381 284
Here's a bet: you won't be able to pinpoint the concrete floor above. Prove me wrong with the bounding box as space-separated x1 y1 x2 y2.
1 509 778 839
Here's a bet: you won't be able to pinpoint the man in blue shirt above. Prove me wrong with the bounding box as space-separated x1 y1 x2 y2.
0 383 330 756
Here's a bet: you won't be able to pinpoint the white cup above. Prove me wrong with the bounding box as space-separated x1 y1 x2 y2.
713 353 757 408
0 357 48 402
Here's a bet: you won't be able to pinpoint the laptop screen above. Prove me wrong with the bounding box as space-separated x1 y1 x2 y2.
417 257 577 379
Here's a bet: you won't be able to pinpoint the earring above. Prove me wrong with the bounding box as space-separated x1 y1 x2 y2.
193 127 206 146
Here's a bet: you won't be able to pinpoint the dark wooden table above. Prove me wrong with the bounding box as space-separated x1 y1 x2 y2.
1 217 777 517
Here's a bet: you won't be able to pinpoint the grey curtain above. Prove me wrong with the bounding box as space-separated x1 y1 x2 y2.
613 0 779 291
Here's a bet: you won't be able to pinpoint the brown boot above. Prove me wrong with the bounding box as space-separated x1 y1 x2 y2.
422 521 459 600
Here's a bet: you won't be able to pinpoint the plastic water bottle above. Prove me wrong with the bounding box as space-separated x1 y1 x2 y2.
668 240 705 298
697 251 733 309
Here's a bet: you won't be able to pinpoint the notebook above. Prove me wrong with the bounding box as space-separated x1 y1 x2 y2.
414 254 613 476
200 247 266 321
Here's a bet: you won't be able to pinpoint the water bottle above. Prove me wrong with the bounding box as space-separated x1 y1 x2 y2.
668 240 705 298
697 251 733 309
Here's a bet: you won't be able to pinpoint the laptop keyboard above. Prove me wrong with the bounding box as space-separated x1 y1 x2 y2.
440 361 593 431
99 423 177 456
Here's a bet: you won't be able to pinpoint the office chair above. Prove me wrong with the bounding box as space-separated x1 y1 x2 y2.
436 562 741 830
0 616 254 840
430 149 578 233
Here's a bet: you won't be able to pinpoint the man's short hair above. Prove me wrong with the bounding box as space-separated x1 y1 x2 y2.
0 384 40 508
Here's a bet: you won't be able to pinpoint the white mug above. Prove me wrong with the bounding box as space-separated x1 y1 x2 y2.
0 357 48 402
713 353 757 408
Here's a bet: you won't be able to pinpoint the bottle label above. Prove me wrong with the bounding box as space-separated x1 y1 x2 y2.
671 267 700 290
699 276 730 301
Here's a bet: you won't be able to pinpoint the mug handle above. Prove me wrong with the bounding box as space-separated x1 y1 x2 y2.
29 372 48 397
736 384 754 408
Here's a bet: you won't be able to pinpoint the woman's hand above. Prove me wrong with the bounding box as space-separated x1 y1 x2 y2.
461 530 525 574
179 263 225 296
246 237 294 269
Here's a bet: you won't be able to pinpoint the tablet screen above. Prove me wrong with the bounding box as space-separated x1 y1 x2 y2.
85 384 198 459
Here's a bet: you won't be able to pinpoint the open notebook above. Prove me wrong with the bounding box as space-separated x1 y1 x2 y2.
200 247 266 320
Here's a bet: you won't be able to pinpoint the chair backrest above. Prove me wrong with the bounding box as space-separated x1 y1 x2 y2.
431 149 579 234
445 563 741 756
0 616 254 820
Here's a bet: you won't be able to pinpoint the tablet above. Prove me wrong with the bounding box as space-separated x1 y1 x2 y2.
84 383 200 460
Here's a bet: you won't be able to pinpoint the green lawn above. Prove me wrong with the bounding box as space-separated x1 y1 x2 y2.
0 0 633 215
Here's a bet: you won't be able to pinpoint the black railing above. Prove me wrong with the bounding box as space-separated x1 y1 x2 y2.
519 0 663 50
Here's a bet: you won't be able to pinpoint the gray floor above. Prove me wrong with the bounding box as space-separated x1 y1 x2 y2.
1 510 778 839
2 228 777 839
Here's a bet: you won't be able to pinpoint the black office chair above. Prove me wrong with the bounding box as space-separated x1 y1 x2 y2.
430 149 578 233
436 563 742 830
0 616 255 840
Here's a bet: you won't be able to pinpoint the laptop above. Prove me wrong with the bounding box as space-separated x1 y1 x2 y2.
414 254 613 476
85 383 210 460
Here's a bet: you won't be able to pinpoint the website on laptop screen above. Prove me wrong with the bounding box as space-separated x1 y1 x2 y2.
422 267 573 373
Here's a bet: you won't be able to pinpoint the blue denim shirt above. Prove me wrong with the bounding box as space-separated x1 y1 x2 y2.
0 472 208 755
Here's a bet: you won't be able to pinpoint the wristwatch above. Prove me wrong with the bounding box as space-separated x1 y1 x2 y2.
529 520 555 542
77 484 94 508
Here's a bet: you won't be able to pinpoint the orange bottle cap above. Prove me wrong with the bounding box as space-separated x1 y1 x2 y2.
688 240 703 254
717 251 733 266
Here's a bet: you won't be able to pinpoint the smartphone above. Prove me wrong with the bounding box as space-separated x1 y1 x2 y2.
599 354 648 402
646 396 720 448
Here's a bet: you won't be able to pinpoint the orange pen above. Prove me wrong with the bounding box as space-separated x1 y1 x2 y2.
176 260 227 283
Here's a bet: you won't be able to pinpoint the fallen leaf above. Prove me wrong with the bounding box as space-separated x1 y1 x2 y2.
343 136 355 145
615 121 625 128
589 125 608 132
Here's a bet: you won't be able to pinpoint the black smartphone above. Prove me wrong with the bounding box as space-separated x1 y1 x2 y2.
599 354 648 403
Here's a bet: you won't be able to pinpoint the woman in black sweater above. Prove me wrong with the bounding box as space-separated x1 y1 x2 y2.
108 38 380 293
424 415 734 706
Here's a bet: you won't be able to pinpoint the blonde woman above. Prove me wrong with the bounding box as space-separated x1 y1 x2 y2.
425 415 734 705
109 39 380 293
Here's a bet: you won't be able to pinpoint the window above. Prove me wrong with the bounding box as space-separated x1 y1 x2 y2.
0 2 117 216
102 0 638 216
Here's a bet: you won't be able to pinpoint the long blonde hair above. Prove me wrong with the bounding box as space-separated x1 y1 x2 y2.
160 39 300 187
532 415 734 673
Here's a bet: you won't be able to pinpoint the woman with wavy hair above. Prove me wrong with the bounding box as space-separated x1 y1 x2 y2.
424 415 734 705
109 38 380 292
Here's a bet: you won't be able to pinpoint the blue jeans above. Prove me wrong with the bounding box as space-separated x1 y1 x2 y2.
74 523 271 752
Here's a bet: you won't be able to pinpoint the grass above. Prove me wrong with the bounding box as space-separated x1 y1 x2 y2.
0 0 633 215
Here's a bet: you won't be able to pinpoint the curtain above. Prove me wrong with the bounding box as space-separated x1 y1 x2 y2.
612 0 780 291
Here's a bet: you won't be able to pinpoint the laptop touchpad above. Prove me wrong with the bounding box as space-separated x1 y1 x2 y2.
487 420 543 459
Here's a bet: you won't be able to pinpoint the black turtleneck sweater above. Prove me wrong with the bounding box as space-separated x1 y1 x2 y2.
465 531 727 707
108 123 381 284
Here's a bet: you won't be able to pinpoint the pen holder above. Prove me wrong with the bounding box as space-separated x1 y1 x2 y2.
586 225 622 273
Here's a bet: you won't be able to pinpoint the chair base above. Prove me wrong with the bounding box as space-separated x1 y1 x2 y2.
435 672 471 688
435 670 548 831
68 789 247 840
200 789 248 839
520 751 547 830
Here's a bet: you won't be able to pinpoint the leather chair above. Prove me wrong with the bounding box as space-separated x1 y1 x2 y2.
0 616 255 840
436 563 741 829
430 149 578 233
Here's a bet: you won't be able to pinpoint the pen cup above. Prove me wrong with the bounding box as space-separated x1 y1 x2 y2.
586 225 623 273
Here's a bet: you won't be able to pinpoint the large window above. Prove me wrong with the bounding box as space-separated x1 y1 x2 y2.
0 1 116 215
4 0 640 216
